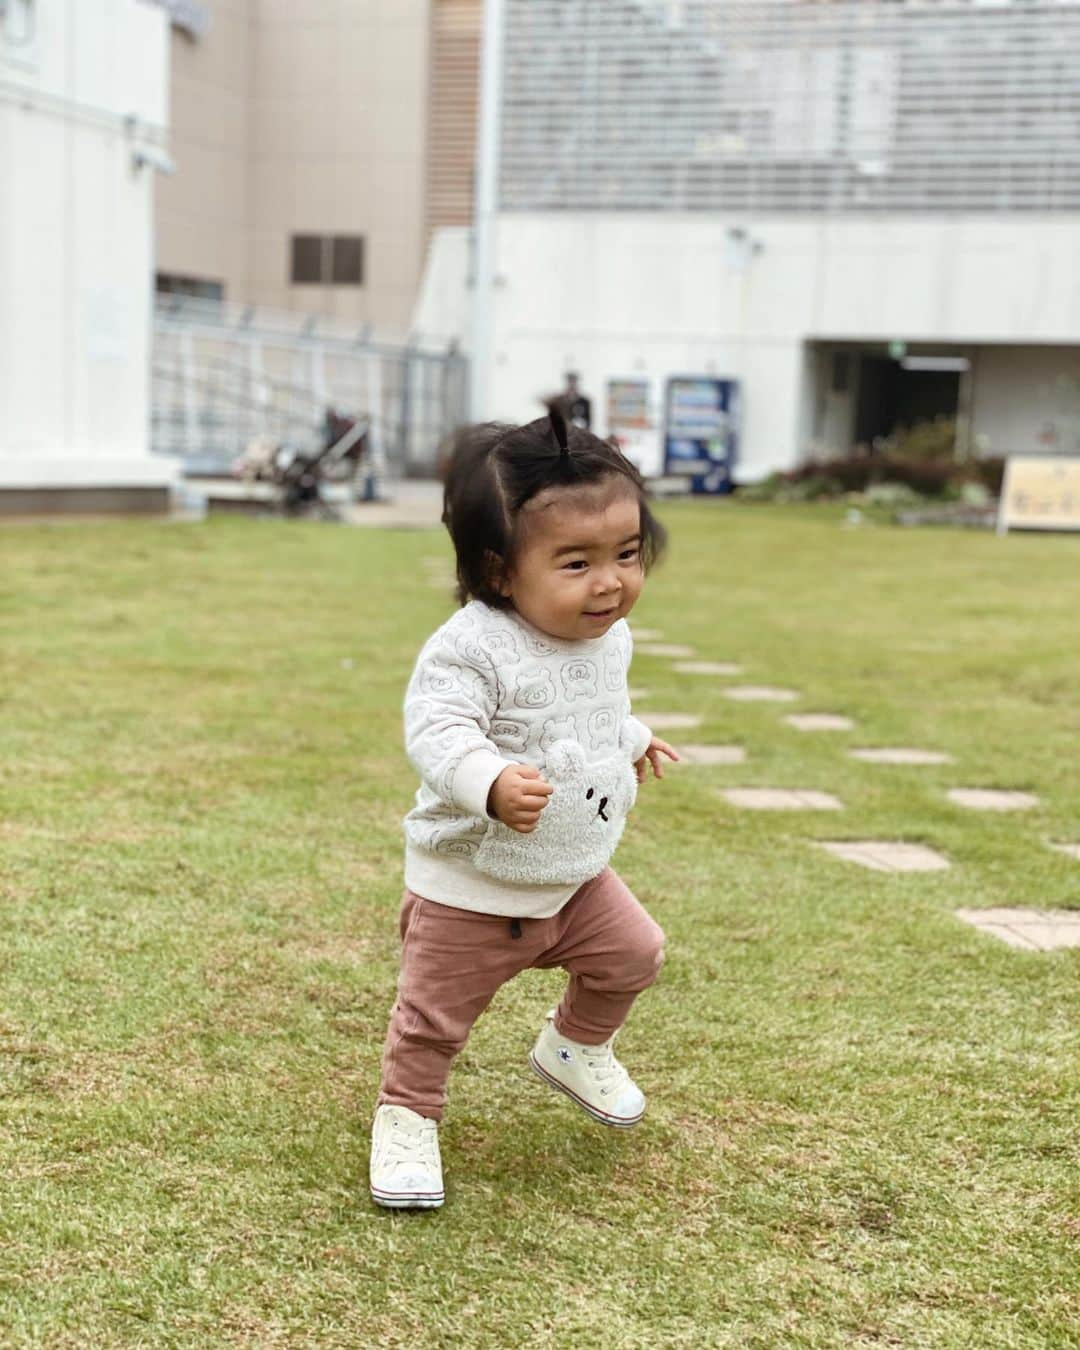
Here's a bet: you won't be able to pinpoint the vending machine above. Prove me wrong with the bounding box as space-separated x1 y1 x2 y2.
605 377 662 478
663 377 740 494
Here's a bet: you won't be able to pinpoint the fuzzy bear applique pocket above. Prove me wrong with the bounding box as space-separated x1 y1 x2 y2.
473 739 637 887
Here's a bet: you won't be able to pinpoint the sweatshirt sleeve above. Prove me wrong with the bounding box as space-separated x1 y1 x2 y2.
624 714 653 762
404 627 515 819
621 621 652 760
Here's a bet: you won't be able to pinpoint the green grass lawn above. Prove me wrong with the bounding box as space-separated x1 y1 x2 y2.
1 503 1078 1348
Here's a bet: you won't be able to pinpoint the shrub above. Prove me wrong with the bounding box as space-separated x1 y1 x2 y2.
735 426 1006 504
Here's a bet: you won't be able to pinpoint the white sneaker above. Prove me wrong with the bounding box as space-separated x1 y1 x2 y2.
529 1018 646 1128
369 1104 444 1209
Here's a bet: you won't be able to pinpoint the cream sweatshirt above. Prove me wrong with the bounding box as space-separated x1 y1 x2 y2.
402 600 652 917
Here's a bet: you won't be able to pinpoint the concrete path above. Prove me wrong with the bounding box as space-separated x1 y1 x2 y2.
850 748 954 765
818 841 951 872
722 788 843 810
646 712 702 730
947 789 1039 811
723 686 800 702
347 480 444 530
672 661 743 676
785 713 854 731
636 642 697 658
956 908 1080 951
675 745 746 765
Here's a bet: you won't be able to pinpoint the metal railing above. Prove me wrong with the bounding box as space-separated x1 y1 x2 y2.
152 296 468 479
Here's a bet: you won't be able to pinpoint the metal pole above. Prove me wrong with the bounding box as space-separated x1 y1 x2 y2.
470 0 506 420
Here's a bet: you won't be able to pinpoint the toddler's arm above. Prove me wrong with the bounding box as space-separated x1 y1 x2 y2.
621 623 679 782
404 635 513 819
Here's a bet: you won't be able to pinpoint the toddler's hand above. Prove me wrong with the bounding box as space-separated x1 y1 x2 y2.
635 736 680 783
488 763 553 833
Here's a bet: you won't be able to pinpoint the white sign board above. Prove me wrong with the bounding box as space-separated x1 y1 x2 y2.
997 456 1080 535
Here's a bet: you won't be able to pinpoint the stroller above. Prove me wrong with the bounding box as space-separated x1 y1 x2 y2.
235 409 370 520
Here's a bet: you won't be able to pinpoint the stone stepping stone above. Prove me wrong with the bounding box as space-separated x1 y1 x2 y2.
635 643 697 659
817 841 951 872
630 627 664 641
947 789 1039 812
675 744 746 766
1050 842 1080 860
672 661 743 676
955 907 1080 952
645 712 702 730
850 748 953 765
723 686 800 703
722 788 843 811
785 713 854 731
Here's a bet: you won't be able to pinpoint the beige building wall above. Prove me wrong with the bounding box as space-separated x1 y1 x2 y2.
157 0 431 335
156 0 253 301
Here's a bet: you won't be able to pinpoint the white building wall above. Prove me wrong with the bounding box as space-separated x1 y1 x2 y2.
429 212 1080 479
0 0 175 491
970 347 1080 460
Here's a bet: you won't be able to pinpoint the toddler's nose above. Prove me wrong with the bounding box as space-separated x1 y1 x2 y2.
593 566 621 595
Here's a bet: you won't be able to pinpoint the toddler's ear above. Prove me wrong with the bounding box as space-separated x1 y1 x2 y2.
546 739 585 781
485 549 511 597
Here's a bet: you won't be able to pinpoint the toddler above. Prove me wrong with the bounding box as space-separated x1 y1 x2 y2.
370 405 677 1209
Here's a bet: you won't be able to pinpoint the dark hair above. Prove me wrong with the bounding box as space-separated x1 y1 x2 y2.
440 404 667 608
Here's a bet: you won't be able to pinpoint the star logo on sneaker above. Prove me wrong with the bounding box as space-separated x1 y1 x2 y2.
557 1047 573 1063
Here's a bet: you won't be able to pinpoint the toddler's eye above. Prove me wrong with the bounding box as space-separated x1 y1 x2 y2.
619 548 640 562
563 560 588 571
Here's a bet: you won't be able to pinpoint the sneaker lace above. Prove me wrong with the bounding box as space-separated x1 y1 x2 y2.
581 1040 629 1095
385 1115 439 1171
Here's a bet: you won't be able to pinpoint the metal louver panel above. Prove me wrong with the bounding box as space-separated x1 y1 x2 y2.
428 0 483 231
500 0 1080 213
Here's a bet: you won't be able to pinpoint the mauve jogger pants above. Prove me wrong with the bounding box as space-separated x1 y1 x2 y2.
377 867 665 1121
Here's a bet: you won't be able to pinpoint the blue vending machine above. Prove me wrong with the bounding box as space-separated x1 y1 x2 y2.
663 376 740 494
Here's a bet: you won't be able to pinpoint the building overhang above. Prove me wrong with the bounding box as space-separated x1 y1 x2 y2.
145 0 209 41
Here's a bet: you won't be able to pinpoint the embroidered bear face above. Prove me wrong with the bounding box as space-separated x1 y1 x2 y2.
455 637 490 668
603 648 625 693
540 714 578 753
419 663 458 698
428 724 478 757
457 630 521 668
587 707 618 751
434 833 481 859
523 632 558 658
481 630 522 664
419 660 485 704
513 668 557 709
473 734 638 887
491 717 528 755
560 659 598 702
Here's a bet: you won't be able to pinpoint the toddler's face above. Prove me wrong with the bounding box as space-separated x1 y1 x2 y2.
497 481 644 642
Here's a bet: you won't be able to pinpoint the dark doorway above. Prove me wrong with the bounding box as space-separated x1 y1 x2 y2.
855 356 959 447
